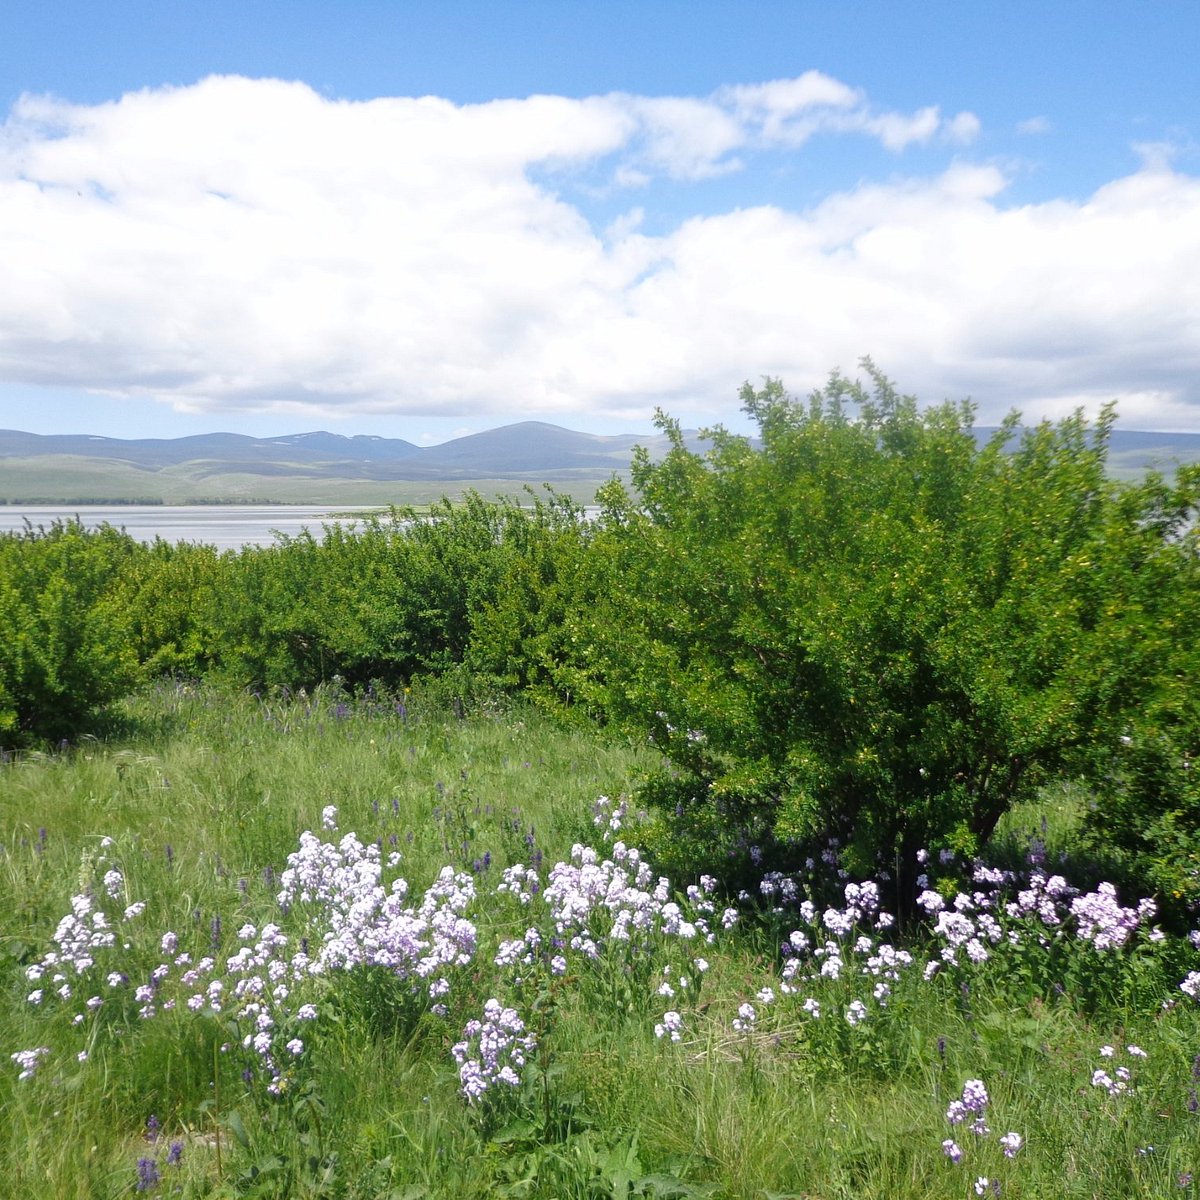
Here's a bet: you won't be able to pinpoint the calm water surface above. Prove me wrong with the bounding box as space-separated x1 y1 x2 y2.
0 505 385 550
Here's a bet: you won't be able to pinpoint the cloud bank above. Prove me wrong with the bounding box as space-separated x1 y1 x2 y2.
1 73 1198 430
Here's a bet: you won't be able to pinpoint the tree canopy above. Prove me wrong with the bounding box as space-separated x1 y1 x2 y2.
575 364 1200 898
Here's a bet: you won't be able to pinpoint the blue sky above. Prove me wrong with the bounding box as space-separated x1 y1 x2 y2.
1 1 1197 442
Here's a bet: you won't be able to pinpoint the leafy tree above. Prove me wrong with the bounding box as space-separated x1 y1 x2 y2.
575 364 1200 896
1076 465 1200 913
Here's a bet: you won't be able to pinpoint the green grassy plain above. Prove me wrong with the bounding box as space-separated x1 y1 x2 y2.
2 683 1198 1198
0 457 615 505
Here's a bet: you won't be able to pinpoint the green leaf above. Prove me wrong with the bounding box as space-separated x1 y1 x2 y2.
225 1109 251 1150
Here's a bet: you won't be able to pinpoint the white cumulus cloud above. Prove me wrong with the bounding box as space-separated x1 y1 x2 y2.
1016 115 1052 136
0 73 1198 431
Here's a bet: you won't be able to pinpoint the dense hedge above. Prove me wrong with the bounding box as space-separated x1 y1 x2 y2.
0 490 591 738
0 520 142 740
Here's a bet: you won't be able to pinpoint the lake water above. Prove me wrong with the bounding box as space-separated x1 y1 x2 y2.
0 505 385 550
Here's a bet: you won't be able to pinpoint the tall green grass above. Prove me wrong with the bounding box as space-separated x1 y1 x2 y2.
2 683 1197 1198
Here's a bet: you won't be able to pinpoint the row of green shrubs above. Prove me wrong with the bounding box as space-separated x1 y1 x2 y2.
0 487 588 743
3 365 1198 915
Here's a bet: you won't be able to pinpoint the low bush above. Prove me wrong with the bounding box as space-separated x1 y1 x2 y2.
0 520 142 743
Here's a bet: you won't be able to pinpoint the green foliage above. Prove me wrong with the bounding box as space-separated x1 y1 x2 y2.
463 489 594 702
576 365 1200 887
1063 463 1200 913
0 492 596 742
189 490 594 695
1081 645 1200 913
0 520 142 744
112 539 227 678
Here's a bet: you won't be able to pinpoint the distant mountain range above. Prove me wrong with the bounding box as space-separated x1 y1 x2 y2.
1 422 1198 505
0 422 679 481
0 421 720 504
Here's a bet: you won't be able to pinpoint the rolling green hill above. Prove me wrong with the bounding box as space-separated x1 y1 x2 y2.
1 422 1197 503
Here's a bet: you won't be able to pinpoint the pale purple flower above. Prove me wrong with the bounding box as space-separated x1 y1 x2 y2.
655 1010 683 1042
451 999 535 1103
845 1000 868 1026
823 907 855 936
1070 883 1144 950
11 1047 51 1080
965 938 989 964
947 1079 989 1124
732 1002 757 1032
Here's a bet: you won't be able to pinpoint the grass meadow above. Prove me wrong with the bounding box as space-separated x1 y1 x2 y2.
0 457 611 506
2 681 1198 1198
